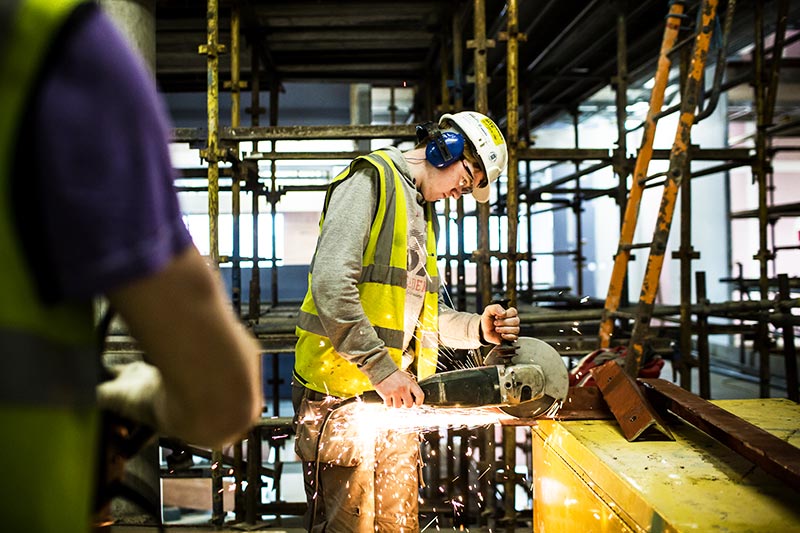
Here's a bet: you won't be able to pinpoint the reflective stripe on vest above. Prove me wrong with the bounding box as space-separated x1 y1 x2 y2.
0 327 97 407
0 0 97 405
294 150 440 398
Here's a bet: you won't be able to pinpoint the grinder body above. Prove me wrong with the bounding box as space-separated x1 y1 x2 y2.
417 337 568 418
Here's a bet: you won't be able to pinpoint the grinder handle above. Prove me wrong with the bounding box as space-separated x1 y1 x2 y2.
484 298 517 364
490 297 515 346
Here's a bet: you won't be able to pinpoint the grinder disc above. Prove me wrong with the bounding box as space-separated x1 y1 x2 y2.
486 337 569 419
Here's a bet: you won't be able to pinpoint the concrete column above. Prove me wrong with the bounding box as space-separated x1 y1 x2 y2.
97 0 160 524
350 83 371 153
98 0 156 74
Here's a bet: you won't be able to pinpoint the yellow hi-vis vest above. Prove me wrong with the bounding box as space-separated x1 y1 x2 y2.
294 150 440 398
0 1 98 531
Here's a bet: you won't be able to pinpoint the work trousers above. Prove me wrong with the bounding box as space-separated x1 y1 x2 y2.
292 384 421 532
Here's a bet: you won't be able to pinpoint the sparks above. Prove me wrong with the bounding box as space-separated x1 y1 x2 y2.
448 498 464 512
327 403 514 438
421 516 439 531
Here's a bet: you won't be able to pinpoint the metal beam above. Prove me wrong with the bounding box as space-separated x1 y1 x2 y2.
641 379 800 491
172 124 416 142
592 360 674 441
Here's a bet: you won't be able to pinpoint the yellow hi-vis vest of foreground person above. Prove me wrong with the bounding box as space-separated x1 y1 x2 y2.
0 1 99 532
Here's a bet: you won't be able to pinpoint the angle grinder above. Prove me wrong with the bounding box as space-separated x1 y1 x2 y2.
417 336 569 418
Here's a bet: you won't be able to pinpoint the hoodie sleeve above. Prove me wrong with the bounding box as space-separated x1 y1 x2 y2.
437 294 484 349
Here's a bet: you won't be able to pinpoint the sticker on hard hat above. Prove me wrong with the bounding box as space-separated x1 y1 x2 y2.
481 118 504 145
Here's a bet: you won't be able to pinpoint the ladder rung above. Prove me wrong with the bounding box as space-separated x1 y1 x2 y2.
666 30 699 57
639 171 668 186
620 242 652 251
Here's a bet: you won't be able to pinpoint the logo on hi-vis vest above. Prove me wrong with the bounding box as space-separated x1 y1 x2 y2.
481 118 504 145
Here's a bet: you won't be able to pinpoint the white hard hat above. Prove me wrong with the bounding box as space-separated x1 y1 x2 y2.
439 111 508 203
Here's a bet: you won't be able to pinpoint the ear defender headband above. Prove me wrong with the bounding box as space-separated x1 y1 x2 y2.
415 121 465 168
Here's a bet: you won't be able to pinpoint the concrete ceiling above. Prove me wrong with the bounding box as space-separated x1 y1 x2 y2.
155 0 800 130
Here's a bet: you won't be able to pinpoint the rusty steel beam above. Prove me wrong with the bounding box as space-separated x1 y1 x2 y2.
200 0 225 524
244 151 368 160
199 0 225 266
452 6 468 311
753 1 772 398
640 378 800 491
246 42 262 323
730 201 800 219
160 437 279 479
527 160 612 195
695 271 711 399
555 386 613 420
229 4 244 518
504 0 521 309
764 0 790 129
592 360 674 441
501 3 520 528
172 124 416 143
230 2 243 323
613 0 631 312
648 147 752 161
676 44 696 390
777 275 799 402
517 296 800 325
470 0 493 312
500 387 613 425
517 147 611 161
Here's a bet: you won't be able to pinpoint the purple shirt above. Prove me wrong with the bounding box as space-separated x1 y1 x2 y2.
27 6 192 301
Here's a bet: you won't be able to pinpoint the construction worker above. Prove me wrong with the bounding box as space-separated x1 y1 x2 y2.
0 1 262 531
293 110 520 531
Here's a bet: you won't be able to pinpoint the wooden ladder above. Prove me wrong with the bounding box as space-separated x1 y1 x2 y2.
598 0 720 376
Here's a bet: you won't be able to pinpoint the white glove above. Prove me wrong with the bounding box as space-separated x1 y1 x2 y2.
97 361 163 430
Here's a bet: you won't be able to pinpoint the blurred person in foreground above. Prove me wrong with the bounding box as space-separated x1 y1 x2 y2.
0 1 262 531
293 110 520 532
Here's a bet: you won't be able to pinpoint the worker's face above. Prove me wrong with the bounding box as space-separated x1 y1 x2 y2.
424 158 483 202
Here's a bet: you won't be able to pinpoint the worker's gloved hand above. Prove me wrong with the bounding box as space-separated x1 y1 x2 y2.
480 304 520 344
374 370 424 408
97 361 163 431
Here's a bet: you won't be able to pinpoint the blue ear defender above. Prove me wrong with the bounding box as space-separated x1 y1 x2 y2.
416 122 466 168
